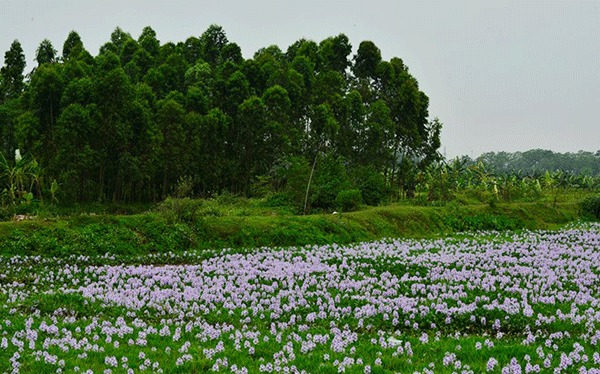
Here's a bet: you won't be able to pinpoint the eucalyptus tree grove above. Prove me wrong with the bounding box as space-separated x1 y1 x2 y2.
0 25 441 207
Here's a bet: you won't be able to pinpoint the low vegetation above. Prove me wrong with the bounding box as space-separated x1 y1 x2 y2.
0 188 594 260
0 223 598 373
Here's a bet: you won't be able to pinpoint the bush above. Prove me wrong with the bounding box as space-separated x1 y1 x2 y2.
336 189 362 212
350 166 389 206
443 212 520 231
173 176 194 198
579 195 600 220
156 197 200 222
279 156 311 211
0 206 14 221
310 154 351 211
263 192 294 207
156 197 223 222
214 191 245 206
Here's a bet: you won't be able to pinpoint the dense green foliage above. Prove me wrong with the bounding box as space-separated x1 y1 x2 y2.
0 26 441 210
476 149 600 176
414 157 600 207
579 195 600 220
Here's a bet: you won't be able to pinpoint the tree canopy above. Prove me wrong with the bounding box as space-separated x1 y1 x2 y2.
0 25 442 209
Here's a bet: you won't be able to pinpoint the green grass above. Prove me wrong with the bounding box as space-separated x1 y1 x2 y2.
0 191 590 259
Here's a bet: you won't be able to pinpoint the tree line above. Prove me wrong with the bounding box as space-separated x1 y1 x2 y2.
476 149 600 176
0 25 441 210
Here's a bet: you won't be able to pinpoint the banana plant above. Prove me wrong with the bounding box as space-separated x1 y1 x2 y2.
0 153 18 206
468 162 494 190
0 152 42 207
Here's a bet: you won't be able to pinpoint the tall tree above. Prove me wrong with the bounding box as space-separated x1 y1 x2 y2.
233 96 267 193
198 108 230 194
336 89 364 162
128 84 161 200
286 39 319 67
200 24 228 66
353 40 382 80
138 26 160 58
35 39 57 66
221 70 250 116
308 103 338 153
1 40 26 100
318 34 352 74
110 27 132 53
62 31 84 61
93 52 134 200
120 38 140 66
360 99 393 170
156 99 186 195
53 103 100 200
0 99 20 160
221 43 243 65
263 85 293 166
183 36 203 65
27 63 63 163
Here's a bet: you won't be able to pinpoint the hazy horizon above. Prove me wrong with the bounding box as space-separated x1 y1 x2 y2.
1 0 599 159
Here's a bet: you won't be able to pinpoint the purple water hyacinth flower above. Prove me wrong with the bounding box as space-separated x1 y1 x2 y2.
487 357 499 371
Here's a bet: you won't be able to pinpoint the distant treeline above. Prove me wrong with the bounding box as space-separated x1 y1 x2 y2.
473 149 600 176
0 25 440 208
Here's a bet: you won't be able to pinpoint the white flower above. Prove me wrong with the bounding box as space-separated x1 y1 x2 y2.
387 337 402 347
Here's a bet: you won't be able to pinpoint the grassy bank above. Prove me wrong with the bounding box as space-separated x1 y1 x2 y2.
0 195 588 258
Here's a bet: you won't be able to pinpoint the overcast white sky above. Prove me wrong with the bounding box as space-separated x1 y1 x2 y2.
1 0 599 158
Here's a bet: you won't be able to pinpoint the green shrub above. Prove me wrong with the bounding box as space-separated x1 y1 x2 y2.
214 191 245 206
350 166 389 206
579 195 600 220
173 176 194 198
0 206 14 221
156 197 206 222
336 189 362 212
443 213 520 231
263 192 294 207
280 156 311 210
310 154 351 211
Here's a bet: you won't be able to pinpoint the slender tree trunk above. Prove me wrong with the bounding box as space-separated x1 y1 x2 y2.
303 150 319 215
98 164 105 203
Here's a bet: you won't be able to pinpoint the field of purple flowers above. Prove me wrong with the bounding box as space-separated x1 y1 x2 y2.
0 223 599 373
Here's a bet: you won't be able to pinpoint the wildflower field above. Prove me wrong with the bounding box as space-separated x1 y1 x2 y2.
1 224 599 373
